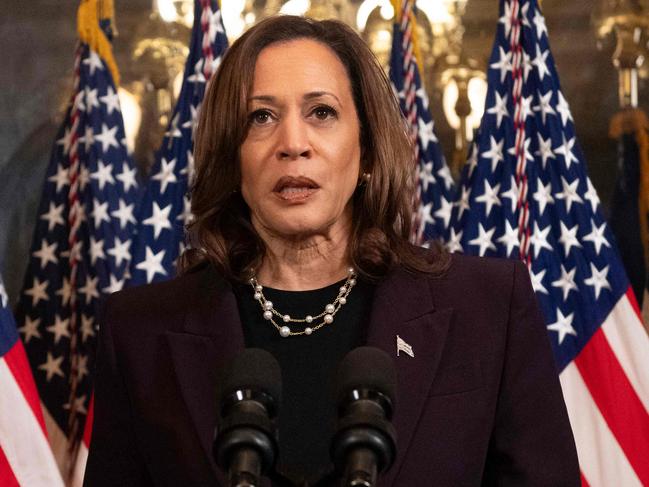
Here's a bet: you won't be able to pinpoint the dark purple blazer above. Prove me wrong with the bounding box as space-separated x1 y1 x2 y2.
84 253 580 486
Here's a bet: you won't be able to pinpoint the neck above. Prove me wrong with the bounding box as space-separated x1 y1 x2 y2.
254 224 352 291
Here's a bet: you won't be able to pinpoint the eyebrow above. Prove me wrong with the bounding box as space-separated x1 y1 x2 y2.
249 91 342 105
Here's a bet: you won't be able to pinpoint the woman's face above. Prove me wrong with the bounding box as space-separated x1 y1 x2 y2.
239 38 362 241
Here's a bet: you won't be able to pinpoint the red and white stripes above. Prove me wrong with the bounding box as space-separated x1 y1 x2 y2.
200 0 215 79
0 341 64 486
560 288 649 486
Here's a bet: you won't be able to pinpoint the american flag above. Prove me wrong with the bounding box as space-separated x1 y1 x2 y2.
13 0 139 478
388 0 455 244
448 0 649 484
127 0 228 286
1 274 64 486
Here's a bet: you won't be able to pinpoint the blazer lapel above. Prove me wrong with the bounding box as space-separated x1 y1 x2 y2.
366 268 453 486
165 267 245 483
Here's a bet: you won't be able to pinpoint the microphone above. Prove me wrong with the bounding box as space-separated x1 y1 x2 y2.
331 346 397 487
213 348 282 487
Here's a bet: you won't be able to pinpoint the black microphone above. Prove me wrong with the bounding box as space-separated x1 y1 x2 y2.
213 348 282 487
331 346 397 487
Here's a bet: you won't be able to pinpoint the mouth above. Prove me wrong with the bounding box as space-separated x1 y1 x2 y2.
273 176 319 202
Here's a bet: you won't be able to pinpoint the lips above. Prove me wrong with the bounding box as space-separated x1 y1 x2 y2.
273 176 319 201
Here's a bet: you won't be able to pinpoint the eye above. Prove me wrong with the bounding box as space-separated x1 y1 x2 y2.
249 109 274 125
310 105 337 121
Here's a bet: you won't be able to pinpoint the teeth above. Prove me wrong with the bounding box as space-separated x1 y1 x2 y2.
281 187 311 194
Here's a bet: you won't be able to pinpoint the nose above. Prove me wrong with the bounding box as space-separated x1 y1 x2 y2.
276 112 311 160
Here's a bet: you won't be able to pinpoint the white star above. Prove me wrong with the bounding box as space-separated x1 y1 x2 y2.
79 125 95 153
558 222 583 256
535 133 555 169
520 94 534 121
39 352 64 382
40 202 65 231
466 144 479 178
418 118 438 150
585 263 611 299
57 126 73 155
91 198 110 229
455 186 472 220
143 202 173 239
187 59 206 84
83 50 104 75
89 236 106 265
437 165 454 191
532 180 554 215
108 237 132 267
521 51 533 82
583 220 610 255
33 239 58 269
419 161 436 192
165 113 183 139
501 176 520 213
100 86 121 115
418 202 435 233
469 224 497 256
0 281 6 308
507 137 534 164
136 247 167 283
554 134 579 169
481 136 505 173
533 9 548 39
206 8 225 43
77 355 89 381
475 180 502 217
498 1 514 38
497 219 520 257
111 199 136 229
584 178 600 213
552 264 578 301
56 277 72 306
555 176 583 213
24 277 49 306
532 44 550 81
91 160 115 190
182 104 200 136
103 274 125 294
79 164 90 191
46 314 70 344
19 316 42 343
63 394 88 416
434 198 453 228
547 309 577 345
490 46 512 83
533 90 556 125
152 157 178 194
74 90 85 112
94 123 120 153
78 276 99 304
416 87 429 110
116 164 137 192
487 91 509 128
556 91 573 127
530 268 549 294
529 222 553 258
47 164 69 193
177 194 194 225
81 314 95 343
446 228 463 253
85 87 99 113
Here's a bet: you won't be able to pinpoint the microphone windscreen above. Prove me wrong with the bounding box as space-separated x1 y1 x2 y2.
220 348 282 403
335 346 396 404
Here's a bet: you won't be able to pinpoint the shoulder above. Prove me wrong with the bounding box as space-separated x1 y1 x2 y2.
102 263 226 336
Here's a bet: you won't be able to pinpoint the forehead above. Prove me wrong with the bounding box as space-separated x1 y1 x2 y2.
250 38 353 97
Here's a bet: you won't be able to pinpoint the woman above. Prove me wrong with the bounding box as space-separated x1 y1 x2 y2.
84 15 580 486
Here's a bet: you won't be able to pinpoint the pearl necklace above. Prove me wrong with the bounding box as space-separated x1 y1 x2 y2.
249 268 357 337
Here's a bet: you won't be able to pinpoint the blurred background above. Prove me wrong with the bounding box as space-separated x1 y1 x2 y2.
1 0 648 303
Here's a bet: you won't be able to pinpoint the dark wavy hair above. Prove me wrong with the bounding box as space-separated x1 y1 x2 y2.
180 15 448 281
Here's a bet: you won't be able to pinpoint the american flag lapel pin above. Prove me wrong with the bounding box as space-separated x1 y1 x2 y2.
396 335 414 358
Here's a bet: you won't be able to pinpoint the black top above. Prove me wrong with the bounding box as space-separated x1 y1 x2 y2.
232 277 374 486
